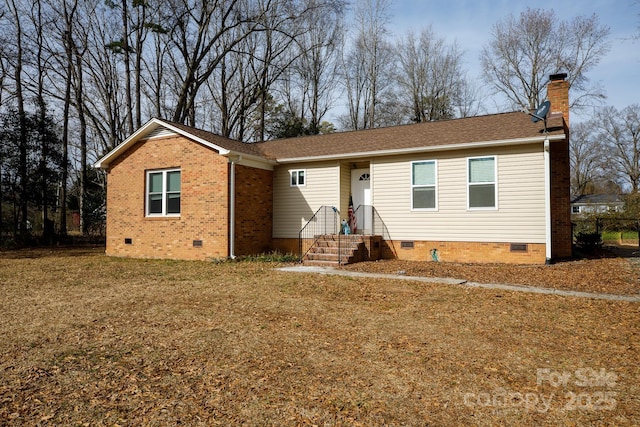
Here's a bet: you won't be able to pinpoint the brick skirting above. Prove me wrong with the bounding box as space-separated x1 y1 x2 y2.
273 238 547 264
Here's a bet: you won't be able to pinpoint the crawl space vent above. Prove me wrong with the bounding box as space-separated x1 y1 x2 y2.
510 243 528 252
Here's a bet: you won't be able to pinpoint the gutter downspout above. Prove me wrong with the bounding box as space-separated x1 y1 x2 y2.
544 137 552 264
229 157 238 259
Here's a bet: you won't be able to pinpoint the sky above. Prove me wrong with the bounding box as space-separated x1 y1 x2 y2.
358 0 640 124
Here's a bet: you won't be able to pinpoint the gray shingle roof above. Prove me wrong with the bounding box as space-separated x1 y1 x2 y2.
165 120 266 158
254 111 564 161
97 111 566 168
571 194 625 204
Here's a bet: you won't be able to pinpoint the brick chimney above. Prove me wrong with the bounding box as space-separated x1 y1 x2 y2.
546 72 572 261
546 73 569 128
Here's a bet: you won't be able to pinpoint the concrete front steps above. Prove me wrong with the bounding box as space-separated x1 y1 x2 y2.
303 234 366 266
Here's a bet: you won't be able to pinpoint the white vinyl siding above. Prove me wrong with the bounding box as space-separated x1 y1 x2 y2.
411 160 437 210
273 162 340 238
372 144 546 243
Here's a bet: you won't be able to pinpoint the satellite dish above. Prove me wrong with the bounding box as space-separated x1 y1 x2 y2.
531 100 550 123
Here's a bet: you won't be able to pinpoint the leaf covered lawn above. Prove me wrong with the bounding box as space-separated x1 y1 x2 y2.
0 247 638 426
344 254 640 296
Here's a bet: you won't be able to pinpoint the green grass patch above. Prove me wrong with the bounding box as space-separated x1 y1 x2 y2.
602 230 639 241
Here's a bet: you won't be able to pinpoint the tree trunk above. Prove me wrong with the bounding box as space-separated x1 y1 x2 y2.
58 1 79 239
73 37 88 234
122 0 134 134
9 0 28 240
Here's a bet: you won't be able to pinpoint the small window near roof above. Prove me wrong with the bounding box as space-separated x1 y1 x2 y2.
290 169 306 187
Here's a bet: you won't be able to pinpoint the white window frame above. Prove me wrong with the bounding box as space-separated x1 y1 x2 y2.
467 156 498 210
290 169 306 187
411 160 438 211
146 168 181 217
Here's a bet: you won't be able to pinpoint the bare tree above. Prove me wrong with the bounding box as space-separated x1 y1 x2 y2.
203 2 287 141
396 27 465 122
29 0 57 241
249 0 312 141
204 0 343 141
72 15 89 233
5 0 29 238
120 0 134 133
597 105 640 193
285 0 344 134
0 6 5 236
106 0 150 131
454 76 484 118
480 8 611 111
166 0 261 126
570 122 604 196
140 3 170 119
0 6 6 108
341 0 394 130
57 0 79 238
83 2 128 154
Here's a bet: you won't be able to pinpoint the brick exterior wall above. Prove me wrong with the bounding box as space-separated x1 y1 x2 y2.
547 74 573 259
233 164 273 256
106 135 228 260
274 238 547 264
386 241 546 264
549 138 572 259
105 78 572 265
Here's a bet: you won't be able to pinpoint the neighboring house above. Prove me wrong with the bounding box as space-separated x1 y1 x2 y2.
95 74 572 264
571 194 625 216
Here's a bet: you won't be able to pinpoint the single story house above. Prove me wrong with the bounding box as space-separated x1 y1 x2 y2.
571 194 625 216
95 74 572 264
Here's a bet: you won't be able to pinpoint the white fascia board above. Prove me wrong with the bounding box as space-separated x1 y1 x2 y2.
94 119 158 168
274 134 566 164
236 156 276 171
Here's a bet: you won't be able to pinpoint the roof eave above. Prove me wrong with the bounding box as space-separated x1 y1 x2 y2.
274 133 566 164
94 118 234 169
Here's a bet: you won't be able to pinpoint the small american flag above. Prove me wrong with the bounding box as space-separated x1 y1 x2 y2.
348 195 357 234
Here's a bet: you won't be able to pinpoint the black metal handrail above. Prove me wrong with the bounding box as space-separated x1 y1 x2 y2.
351 205 389 236
298 205 340 262
351 204 396 258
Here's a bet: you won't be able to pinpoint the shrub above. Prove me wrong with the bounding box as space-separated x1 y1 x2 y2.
235 251 299 263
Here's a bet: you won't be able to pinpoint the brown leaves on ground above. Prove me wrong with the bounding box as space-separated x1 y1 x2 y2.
0 248 638 426
344 251 640 296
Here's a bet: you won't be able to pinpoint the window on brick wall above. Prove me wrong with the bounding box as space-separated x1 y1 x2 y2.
290 169 306 187
146 169 181 216
468 156 497 209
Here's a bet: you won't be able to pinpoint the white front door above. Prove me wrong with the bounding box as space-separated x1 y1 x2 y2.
351 168 372 234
